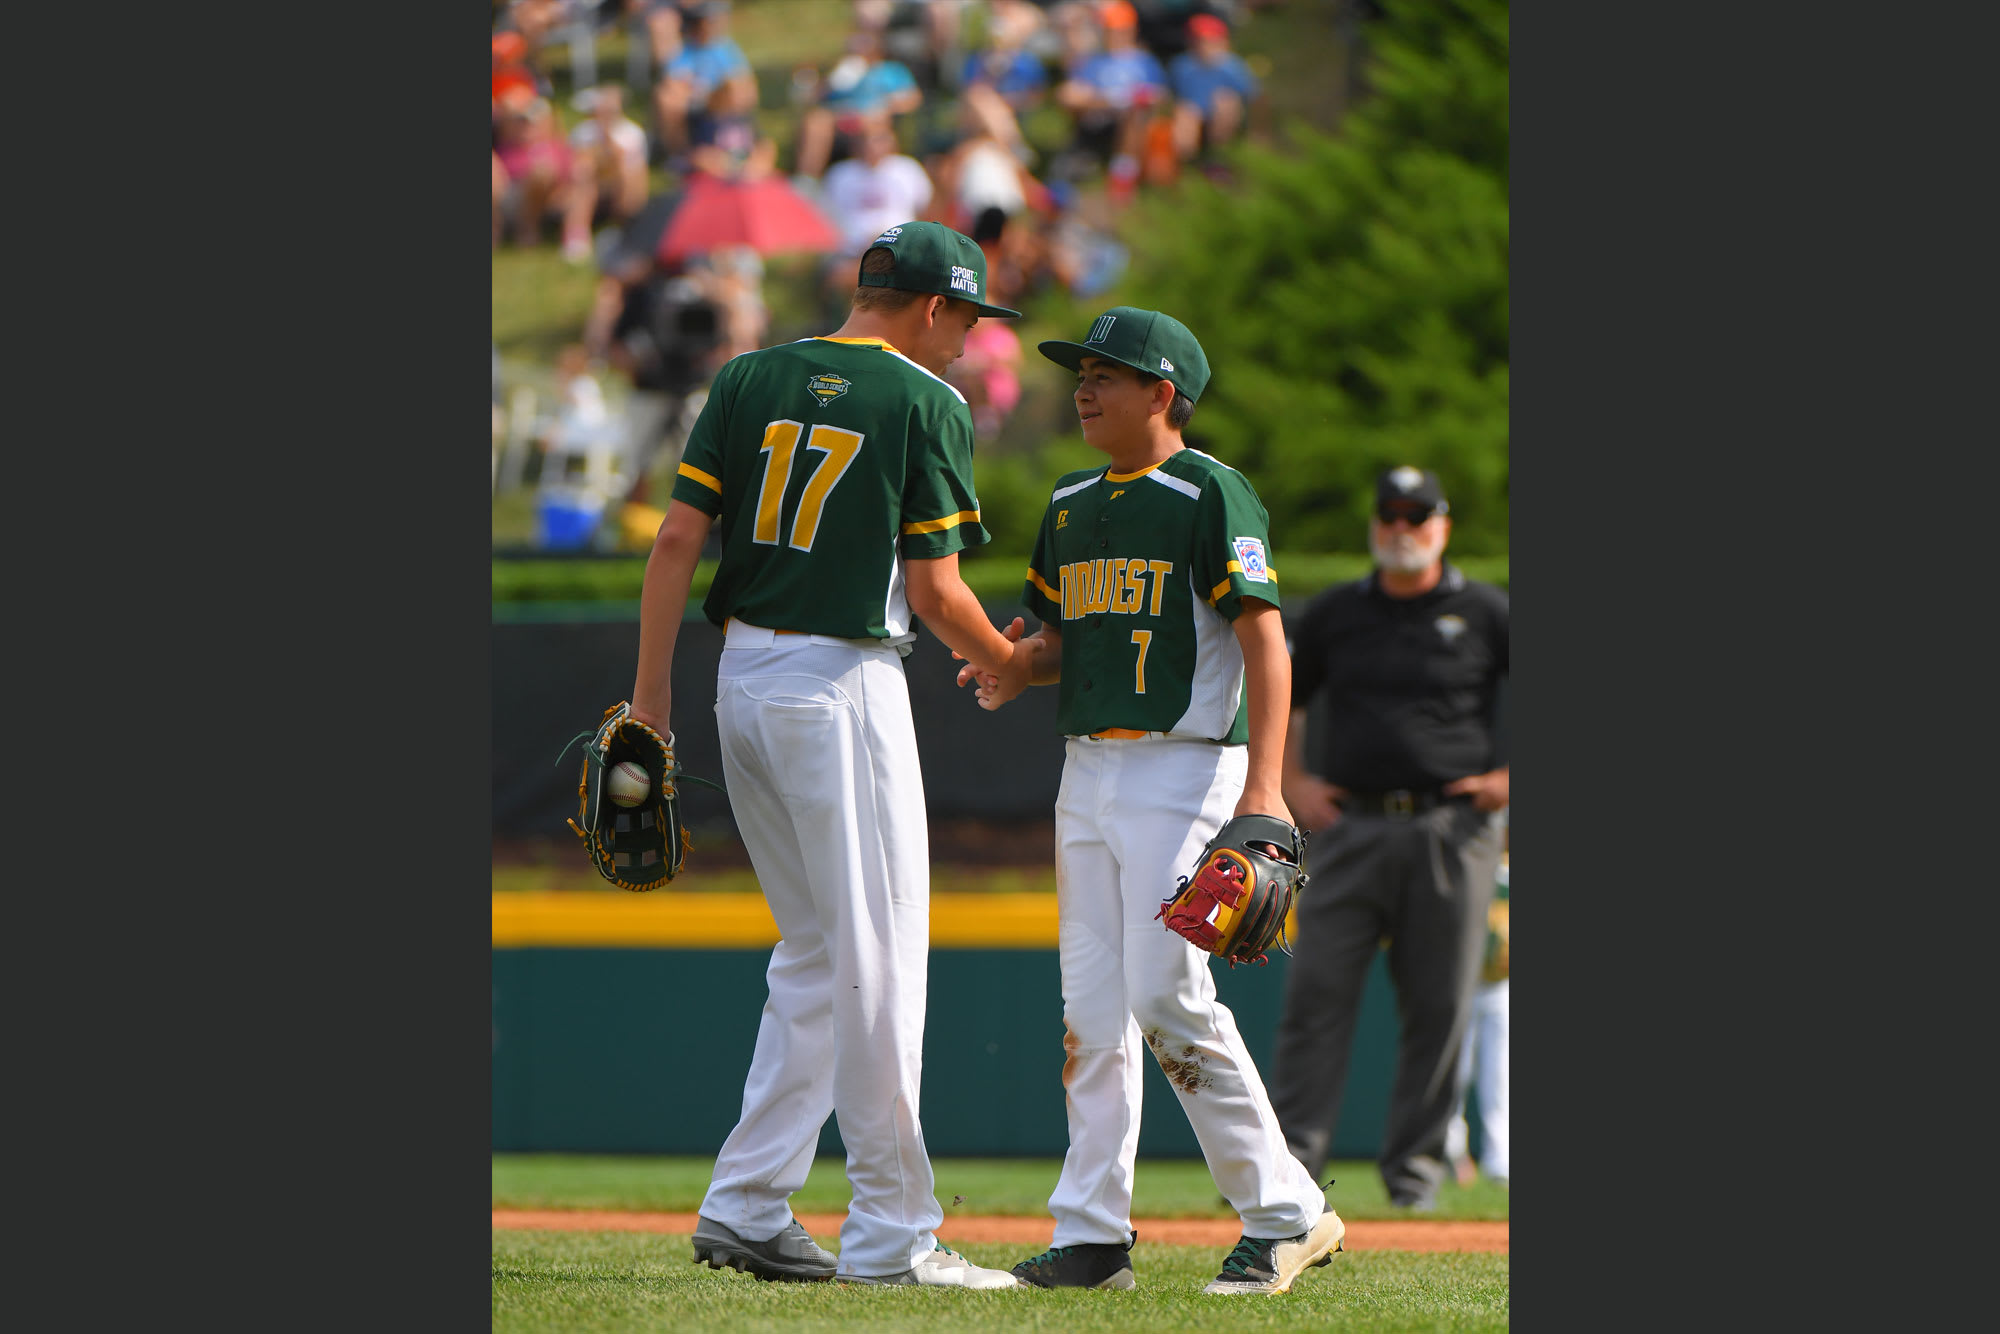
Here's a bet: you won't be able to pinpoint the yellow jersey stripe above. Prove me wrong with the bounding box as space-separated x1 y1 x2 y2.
677 462 722 493
1026 567 1059 602
1223 559 1279 582
1210 577 1233 604
1103 460 1166 482
901 509 979 535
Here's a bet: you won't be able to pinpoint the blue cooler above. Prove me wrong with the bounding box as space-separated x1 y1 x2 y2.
535 489 605 551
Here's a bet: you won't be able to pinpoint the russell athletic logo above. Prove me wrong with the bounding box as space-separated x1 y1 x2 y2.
1088 315 1118 343
807 373 852 405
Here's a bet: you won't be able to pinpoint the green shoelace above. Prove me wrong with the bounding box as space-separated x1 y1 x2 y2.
1018 1244 1083 1268
1218 1236 1275 1278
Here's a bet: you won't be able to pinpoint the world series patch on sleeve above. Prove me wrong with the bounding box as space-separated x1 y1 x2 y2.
1157 814 1309 966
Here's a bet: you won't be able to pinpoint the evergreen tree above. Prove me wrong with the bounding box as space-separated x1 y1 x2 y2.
1118 0 1509 555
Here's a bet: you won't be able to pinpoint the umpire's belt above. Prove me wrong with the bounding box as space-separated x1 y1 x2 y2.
1337 788 1459 817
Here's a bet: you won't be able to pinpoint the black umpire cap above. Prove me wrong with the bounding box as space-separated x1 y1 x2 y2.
1376 466 1449 517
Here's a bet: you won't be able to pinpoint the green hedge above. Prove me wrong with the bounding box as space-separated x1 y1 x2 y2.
493 552 1508 608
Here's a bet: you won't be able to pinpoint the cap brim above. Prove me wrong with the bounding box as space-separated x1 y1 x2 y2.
973 299 1022 318
1038 339 1132 373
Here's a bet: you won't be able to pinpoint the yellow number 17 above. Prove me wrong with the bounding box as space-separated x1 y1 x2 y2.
753 421 865 551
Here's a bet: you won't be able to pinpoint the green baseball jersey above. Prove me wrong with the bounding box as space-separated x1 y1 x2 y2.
1483 857 1510 983
671 336 990 642
1021 448 1279 742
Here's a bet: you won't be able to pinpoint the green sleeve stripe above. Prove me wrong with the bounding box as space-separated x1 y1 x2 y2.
492 891 1066 948
901 509 979 535
677 462 722 494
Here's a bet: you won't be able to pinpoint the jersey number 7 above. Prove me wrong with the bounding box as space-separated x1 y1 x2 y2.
754 420 865 551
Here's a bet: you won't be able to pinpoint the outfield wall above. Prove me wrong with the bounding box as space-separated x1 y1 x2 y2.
491 893 1404 1159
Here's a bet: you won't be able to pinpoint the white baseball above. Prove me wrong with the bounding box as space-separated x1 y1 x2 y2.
607 761 651 808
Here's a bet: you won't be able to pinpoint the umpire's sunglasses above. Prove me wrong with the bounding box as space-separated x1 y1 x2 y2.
1376 504 1439 525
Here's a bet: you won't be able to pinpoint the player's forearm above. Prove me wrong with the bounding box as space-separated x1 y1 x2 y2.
631 502 712 727
916 581 1018 674
1234 604 1291 808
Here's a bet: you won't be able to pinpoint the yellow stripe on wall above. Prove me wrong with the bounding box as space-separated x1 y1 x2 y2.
493 892 1066 948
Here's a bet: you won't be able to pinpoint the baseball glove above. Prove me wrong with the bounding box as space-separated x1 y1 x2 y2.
563 701 723 891
1156 814 1309 967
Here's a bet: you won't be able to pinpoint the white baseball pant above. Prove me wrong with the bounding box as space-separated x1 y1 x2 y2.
1047 733 1328 1245
696 622 944 1278
1445 977 1510 1180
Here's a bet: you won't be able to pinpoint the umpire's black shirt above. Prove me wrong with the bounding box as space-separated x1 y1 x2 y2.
1290 563 1509 792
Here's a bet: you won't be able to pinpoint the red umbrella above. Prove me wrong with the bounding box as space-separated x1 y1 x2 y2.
656 172 842 265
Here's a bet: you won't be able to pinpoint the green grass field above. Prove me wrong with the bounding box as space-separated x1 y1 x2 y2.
493 1230 1509 1334
493 1154 1510 1222
494 1155 1508 1330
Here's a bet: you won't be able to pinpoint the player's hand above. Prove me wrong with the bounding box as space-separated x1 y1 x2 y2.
975 633 1033 711
1284 773 1344 831
1233 786 1292 826
1444 768 1510 812
955 617 1025 690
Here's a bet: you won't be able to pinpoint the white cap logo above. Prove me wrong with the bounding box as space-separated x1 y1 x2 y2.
1390 466 1424 492
1160 357 1174 372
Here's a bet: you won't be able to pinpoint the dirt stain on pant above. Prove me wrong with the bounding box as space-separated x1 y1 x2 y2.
1062 1026 1081 1086
1143 1028 1211 1095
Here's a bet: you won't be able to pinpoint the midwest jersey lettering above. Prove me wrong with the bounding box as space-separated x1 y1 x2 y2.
1057 557 1174 621
1022 450 1278 744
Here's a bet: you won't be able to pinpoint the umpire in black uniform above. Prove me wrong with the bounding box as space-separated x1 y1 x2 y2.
1270 466 1509 1210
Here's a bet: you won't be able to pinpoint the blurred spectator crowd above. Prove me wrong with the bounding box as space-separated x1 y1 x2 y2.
493 0 1276 548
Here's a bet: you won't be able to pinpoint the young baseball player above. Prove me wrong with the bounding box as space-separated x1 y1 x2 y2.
959 307 1344 1294
629 220 1033 1288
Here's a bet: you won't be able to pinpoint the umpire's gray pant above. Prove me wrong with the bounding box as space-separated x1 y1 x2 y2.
1268 799 1503 1204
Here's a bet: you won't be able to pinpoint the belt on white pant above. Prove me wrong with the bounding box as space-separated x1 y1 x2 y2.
724 617 909 656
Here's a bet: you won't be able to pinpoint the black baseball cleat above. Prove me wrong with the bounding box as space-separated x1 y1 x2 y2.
1201 1207 1345 1295
690 1215 837 1282
1010 1232 1138 1289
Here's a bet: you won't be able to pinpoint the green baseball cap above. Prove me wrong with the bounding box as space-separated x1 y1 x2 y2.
1037 306 1211 403
856 219 1021 318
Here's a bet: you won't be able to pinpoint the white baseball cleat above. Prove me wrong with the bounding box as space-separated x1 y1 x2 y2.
841 1243 1022 1289
1201 1207 1346 1295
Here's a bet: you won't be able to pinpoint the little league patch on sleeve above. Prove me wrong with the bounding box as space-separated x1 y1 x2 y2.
1231 536 1270 582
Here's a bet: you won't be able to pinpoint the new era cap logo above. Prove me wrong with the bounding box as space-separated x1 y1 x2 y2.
1160 357 1174 372
1088 315 1117 343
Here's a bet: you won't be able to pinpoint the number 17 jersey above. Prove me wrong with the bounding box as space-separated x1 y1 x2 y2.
670 336 990 642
